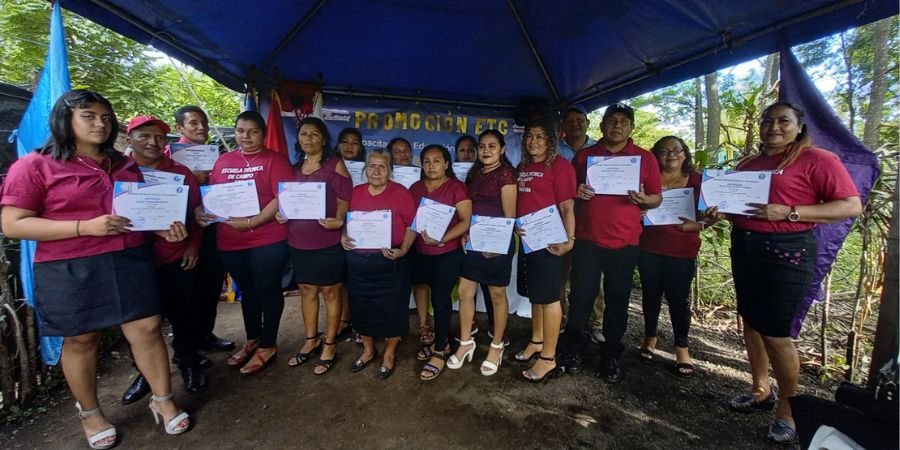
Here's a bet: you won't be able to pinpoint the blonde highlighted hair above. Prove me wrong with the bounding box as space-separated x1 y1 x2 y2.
738 102 813 170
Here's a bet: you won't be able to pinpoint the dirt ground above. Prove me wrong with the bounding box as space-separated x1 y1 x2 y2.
1 293 836 449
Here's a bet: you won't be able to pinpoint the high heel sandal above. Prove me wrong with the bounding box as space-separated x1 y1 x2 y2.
313 341 337 375
148 393 190 435
522 355 561 384
227 340 259 367
514 340 543 363
288 334 323 367
480 341 506 376
447 339 476 370
420 350 447 381
76 402 117 449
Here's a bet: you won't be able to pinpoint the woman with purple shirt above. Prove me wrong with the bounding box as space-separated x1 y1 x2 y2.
279 117 352 375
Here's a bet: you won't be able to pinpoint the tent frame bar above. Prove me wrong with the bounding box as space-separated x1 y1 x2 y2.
571 0 867 106
321 88 515 110
506 0 561 105
260 0 330 71
86 0 244 90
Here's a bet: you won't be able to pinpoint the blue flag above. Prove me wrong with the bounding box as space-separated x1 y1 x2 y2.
14 2 72 365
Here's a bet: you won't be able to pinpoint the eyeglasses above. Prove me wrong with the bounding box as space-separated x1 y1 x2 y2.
658 148 684 156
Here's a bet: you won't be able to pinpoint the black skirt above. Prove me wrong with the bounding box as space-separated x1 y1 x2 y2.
516 246 563 305
460 237 515 287
290 243 346 286
33 244 160 337
731 228 817 338
346 251 410 338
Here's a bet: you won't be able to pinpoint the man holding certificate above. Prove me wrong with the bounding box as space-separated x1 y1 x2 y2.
119 115 208 397
409 145 472 381
342 149 417 380
564 103 662 384
196 111 293 376
515 119 577 384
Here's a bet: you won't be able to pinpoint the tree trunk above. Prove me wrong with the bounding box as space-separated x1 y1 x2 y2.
704 72 720 151
761 53 780 102
694 77 704 150
839 33 856 134
868 172 899 388
862 18 891 149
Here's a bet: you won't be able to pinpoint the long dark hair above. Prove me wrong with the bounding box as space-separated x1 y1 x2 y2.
468 129 513 184
518 118 559 169
739 101 813 170
294 116 336 167
651 136 695 174
338 127 366 162
421 144 455 179
41 89 121 161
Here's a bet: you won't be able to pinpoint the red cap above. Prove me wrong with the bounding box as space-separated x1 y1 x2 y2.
127 115 171 135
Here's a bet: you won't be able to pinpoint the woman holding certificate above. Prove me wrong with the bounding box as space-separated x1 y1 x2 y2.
1 90 191 447
409 145 472 381
638 136 705 378
515 119 576 383
197 111 293 375
278 117 352 375
342 149 417 380
719 102 861 444
450 130 517 377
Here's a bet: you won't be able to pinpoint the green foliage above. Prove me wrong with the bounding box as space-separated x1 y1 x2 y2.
0 0 240 126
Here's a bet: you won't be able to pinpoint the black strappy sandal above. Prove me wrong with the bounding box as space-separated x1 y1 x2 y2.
514 340 543 363
288 334 322 367
313 341 337 375
523 355 561 384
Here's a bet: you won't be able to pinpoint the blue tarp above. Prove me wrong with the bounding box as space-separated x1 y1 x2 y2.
58 0 897 110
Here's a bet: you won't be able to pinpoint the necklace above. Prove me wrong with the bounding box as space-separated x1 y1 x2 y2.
75 155 110 175
240 150 262 167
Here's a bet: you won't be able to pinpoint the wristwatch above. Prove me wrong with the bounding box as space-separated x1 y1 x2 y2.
788 206 801 222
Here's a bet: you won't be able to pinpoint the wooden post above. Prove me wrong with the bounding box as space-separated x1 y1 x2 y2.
868 172 899 388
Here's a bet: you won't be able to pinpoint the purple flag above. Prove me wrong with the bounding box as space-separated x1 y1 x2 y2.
779 49 880 338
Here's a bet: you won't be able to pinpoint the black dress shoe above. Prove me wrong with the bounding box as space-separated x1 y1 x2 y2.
173 351 212 369
559 352 583 374
121 373 150 405
202 334 236 352
180 366 208 393
595 358 624 384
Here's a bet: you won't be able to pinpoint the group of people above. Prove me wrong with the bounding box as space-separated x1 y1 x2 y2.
0 89 862 448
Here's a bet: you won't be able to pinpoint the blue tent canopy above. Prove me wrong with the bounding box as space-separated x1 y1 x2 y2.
60 0 896 110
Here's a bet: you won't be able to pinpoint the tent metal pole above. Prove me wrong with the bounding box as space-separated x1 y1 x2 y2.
506 0 561 105
84 0 244 90
260 0 330 71
321 88 515 110
571 0 867 106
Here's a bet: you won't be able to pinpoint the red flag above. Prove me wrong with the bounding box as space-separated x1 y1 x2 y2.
264 89 288 154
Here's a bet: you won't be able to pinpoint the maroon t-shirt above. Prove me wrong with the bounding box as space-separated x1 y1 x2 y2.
640 172 702 258
409 177 470 255
731 147 859 233
517 157 577 217
209 147 293 251
573 139 662 249
467 164 517 217
348 181 416 248
1 152 148 262
140 157 203 265
286 157 352 250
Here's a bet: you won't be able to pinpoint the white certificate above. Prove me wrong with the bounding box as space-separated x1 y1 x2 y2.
516 205 569 254
699 170 772 215
200 180 260 220
410 198 456 239
140 167 186 185
346 210 392 250
466 215 515 254
453 162 474 182
644 188 696 226
586 155 641 195
112 182 188 231
392 165 421 189
169 143 220 171
278 182 326 220
345 160 368 186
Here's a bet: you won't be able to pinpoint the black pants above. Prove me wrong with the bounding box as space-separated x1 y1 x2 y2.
565 240 639 359
637 251 695 348
193 225 226 338
220 241 289 348
156 260 202 367
418 249 464 350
